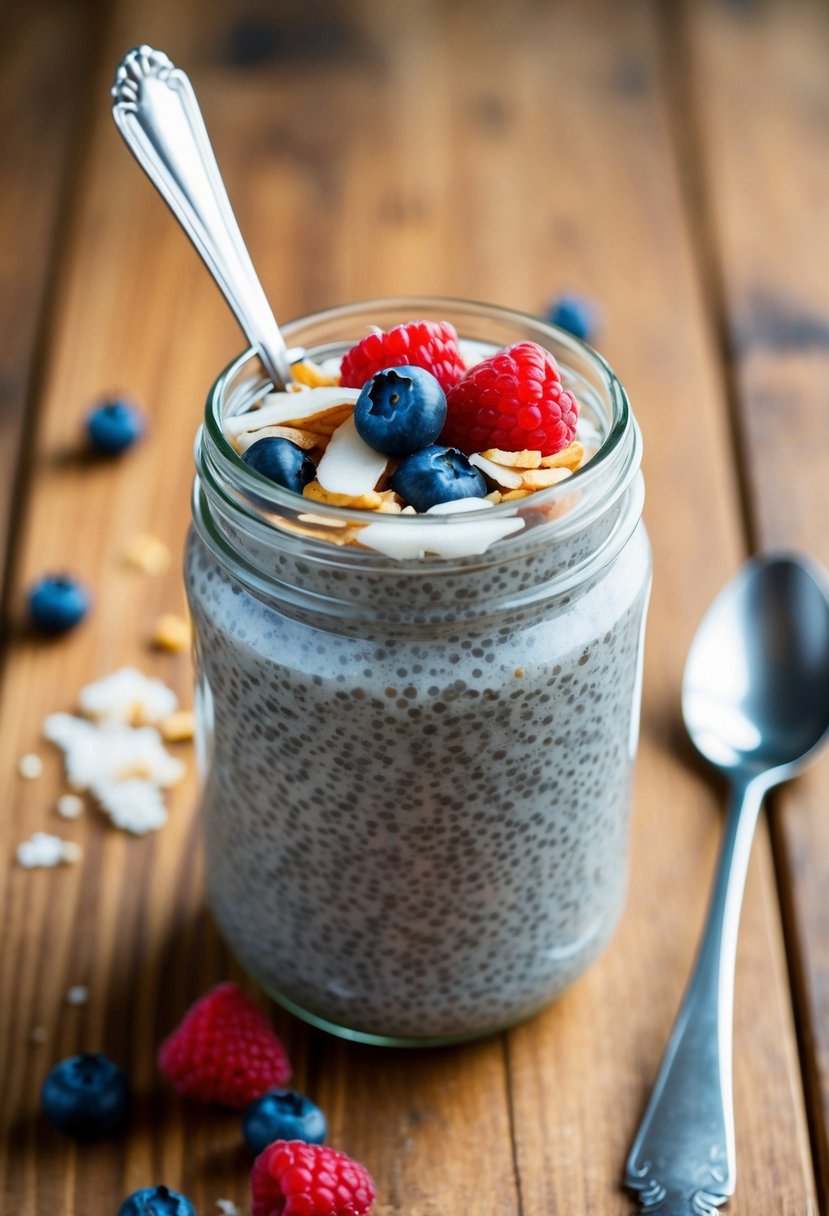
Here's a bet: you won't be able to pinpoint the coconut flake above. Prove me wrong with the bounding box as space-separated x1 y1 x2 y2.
459 339 495 369
17 832 80 869
94 778 169 835
315 414 388 494
358 515 524 560
469 453 524 489
78 667 178 726
426 498 494 515
224 387 360 438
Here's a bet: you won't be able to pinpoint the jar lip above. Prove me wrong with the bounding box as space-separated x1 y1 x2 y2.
201 295 634 530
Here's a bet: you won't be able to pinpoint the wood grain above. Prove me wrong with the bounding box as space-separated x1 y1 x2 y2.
0 0 820 1213
676 0 829 1207
0 0 100 604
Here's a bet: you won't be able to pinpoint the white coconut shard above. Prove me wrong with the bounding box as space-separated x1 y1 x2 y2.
95 778 169 835
458 338 495 369
358 515 524 560
224 387 360 438
78 667 178 726
17 832 81 869
469 453 524 489
426 498 494 515
315 415 388 495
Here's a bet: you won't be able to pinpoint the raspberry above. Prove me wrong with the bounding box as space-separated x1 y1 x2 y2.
340 320 465 394
251 1140 376 1216
442 341 579 456
157 982 291 1108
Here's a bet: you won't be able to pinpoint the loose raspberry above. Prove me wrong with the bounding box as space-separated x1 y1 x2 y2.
251 1140 376 1216
340 320 465 394
158 982 291 1108
442 341 579 457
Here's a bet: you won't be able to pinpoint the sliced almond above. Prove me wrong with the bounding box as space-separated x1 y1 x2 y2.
291 359 341 388
469 452 523 489
235 425 318 454
539 441 584 470
224 388 360 438
303 481 383 510
520 467 573 489
480 448 542 469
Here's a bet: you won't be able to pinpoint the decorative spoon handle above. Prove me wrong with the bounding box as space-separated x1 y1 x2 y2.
111 45 291 389
625 777 766 1214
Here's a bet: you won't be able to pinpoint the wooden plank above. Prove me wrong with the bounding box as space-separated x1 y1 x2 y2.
677 0 829 1206
0 3 816 1216
0 0 99 598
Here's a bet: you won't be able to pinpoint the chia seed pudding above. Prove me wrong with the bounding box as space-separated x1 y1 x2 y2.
187 298 651 1044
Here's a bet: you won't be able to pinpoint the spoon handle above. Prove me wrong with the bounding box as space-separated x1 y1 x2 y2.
625 777 767 1214
111 45 292 389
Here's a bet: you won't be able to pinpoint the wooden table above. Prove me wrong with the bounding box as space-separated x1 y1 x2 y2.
2 1 828 1212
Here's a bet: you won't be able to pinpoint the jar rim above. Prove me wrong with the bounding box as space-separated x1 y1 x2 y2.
200 295 635 536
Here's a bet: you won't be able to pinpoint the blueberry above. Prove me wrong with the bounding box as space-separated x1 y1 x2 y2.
243 1088 327 1155
41 1052 129 1140
28 575 90 634
390 444 487 513
545 293 599 343
354 366 447 457
242 437 316 493
117 1186 195 1216
86 399 145 454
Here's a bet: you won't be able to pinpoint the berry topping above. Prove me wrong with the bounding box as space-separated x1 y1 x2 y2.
354 366 447 457
28 575 90 634
443 341 579 457
390 444 487 513
86 399 145 454
244 1089 327 1155
251 1140 375 1216
340 320 465 394
243 437 316 493
545 293 599 343
157 982 291 1108
117 1186 196 1216
41 1052 130 1140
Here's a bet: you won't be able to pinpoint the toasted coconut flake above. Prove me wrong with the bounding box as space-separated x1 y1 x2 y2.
469 453 523 489
500 488 535 501
235 425 318 454
291 359 341 388
539 441 584 470
375 491 405 514
303 481 383 510
520 467 573 489
481 448 542 469
484 490 503 504
297 512 349 529
224 388 360 438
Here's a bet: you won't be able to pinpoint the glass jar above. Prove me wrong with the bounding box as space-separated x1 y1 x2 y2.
187 297 651 1046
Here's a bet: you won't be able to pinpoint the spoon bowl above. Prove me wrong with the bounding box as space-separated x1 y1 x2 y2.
682 553 829 780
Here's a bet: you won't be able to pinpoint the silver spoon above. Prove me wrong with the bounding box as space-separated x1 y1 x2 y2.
111 45 292 389
626 552 829 1216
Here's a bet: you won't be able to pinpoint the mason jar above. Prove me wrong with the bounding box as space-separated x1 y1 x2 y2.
186 297 651 1046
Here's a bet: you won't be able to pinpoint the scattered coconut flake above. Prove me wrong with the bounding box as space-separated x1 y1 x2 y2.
358 515 524 560
469 453 523 489
315 415 388 495
17 832 81 868
224 387 360 438
123 532 171 575
30 1026 48 1045
94 778 169 835
57 793 85 820
235 424 317 454
18 753 44 780
151 613 191 653
426 498 494 515
215 1202 242 1216
45 715 185 791
78 667 178 725
66 986 89 1006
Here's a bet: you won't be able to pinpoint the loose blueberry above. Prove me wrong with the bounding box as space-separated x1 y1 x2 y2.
354 366 447 457
242 437 316 493
28 575 90 634
243 1088 327 1155
86 399 145 454
41 1052 129 1140
117 1186 195 1216
545 293 599 343
390 444 487 513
